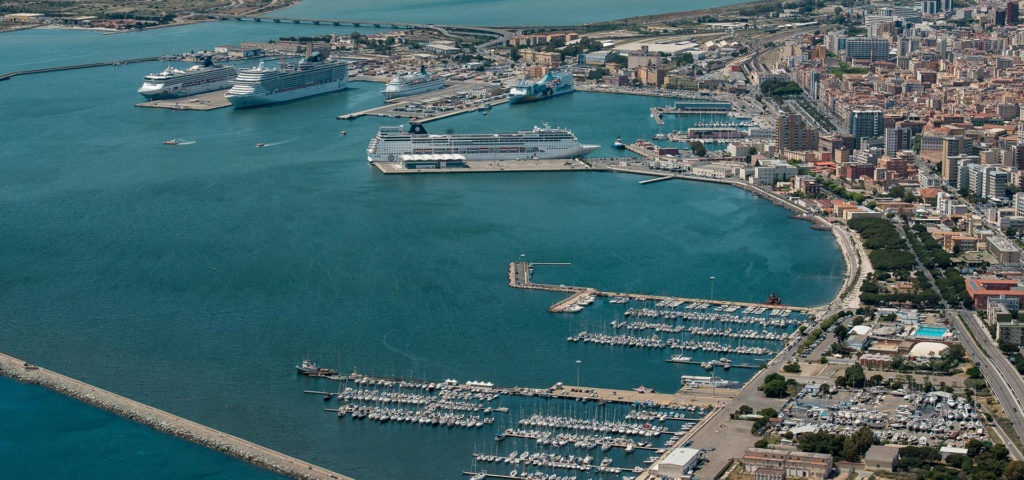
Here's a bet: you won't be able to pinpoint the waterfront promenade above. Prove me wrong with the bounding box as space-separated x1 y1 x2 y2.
0 351 353 480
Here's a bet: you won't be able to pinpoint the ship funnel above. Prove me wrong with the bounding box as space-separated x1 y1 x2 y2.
408 123 428 135
420 64 426 75
202 56 213 67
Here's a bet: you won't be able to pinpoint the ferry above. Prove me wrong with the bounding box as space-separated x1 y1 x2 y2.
138 57 237 100
366 124 599 163
382 66 445 99
226 52 348 108
611 137 625 149
507 72 574 104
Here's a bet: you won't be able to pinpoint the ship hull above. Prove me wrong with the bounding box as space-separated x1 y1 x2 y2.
367 144 598 163
138 78 235 101
507 88 572 104
227 79 349 108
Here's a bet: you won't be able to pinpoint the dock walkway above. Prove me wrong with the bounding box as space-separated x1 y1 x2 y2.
509 261 808 312
0 351 352 480
0 56 159 82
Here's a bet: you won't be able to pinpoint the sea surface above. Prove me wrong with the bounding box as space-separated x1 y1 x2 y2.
0 17 843 480
0 376 284 479
273 0 753 26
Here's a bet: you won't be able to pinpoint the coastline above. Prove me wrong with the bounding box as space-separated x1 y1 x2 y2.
0 351 353 480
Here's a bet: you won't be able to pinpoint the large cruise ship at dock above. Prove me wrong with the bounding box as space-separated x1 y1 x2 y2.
367 124 599 163
382 66 446 99
507 72 574 104
225 52 348 108
137 57 237 100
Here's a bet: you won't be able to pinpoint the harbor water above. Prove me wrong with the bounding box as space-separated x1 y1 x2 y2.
1 21 843 480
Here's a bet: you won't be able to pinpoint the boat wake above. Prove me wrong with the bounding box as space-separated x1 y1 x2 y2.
176 140 197 145
260 138 295 148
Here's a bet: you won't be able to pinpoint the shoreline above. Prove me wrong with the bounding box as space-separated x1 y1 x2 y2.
0 351 353 480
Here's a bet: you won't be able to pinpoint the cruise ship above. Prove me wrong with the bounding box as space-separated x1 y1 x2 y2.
366 124 599 163
507 72 574 104
382 66 445 99
137 57 237 100
225 52 348 108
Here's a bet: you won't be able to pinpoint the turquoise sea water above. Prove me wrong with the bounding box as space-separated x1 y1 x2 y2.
273 0 753 26
0 376 283 479
0 18 843 480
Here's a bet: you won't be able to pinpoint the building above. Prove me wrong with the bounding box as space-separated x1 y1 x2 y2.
777 113 818 152
845 37 890 61
942 136 967 162
987 236 1021 264
743 448 834 480
884 127 913 157
965 278 1024 309
849 110 884 148
753 161 799 185
655 447 702 478
627 46 663 69
996 320 1024 343
864 445 901 472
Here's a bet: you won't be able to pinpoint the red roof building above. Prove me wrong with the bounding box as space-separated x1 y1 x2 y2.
965 278 1024 309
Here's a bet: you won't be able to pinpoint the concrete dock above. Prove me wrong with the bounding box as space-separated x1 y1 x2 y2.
337 81 506 122
135 89 232 111
509 261 809 312
650 107 665 125
0 351 353 480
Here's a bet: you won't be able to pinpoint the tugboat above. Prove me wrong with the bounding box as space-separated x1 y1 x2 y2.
766 293 782 305
295 359 337 377
612 136 625 149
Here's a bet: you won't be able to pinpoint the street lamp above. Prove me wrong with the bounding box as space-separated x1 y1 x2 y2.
710 276 716 301
576 359 582 387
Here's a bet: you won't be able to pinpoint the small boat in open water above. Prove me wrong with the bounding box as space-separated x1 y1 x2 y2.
295 359 337 377
163 139 179 145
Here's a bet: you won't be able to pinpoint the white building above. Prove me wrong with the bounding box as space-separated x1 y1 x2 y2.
655 447 702 478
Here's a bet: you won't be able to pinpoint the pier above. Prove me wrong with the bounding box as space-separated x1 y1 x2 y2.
650 107 665 125
0 352 352 480
336 81 508 122
638 175 674 185
135 89 232 111
508 262 809 312
0 56 159 82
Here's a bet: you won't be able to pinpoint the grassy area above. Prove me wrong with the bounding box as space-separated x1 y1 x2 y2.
829 62 869 78
983 396 1024 454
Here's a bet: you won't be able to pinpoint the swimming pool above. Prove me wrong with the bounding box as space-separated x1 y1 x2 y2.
914 326 949 337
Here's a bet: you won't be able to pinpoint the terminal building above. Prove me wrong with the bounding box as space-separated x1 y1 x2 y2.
743 448 834 480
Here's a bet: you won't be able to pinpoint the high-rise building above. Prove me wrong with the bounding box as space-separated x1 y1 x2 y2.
849 109 884 148
845 37 891 61
943 136 966 161
777 112 818 152
884 126 913 156
921 0 938 15
1009 1 1020 24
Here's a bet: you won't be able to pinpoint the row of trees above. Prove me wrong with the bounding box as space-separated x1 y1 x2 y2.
796 426 877 462
897 441 1023 480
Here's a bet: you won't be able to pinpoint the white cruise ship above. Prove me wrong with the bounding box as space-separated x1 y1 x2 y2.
366 124 599 163
382 66 445 99
137 58 237 100
225 52 348 108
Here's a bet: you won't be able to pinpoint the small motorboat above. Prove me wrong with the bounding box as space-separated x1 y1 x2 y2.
163 139 179 145
255 142 266 148
339 130 347 135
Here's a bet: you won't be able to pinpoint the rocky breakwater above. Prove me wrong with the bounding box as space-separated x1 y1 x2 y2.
0 351 353 480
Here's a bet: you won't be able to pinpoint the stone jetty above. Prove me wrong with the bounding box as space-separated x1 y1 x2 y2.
0 351 353 480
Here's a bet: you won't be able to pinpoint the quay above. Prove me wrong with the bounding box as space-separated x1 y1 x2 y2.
0 56 159 82
650 107 665 125
0 351 353 480
305 370 728 408
135 89 232 111
638 175 673 185
509 261 810 312
337 81 508 122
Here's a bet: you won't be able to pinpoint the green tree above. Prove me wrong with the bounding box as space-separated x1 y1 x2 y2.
784 363 802 373
834 324 849 342
845 364 866 388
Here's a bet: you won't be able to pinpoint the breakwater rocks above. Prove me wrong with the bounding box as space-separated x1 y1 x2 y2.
0 352 352 480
